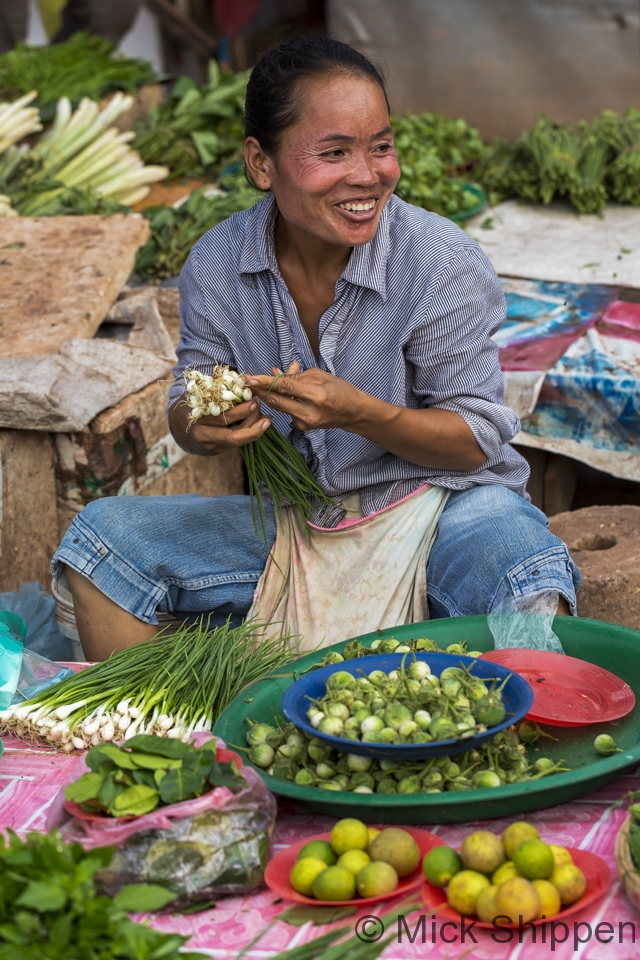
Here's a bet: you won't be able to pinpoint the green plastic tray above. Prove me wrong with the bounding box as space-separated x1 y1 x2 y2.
214 616 640 824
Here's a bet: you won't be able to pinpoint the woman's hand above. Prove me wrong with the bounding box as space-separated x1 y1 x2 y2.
169 393 271 457
246 362 365 432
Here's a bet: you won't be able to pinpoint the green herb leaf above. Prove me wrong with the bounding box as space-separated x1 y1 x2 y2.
125 735 191 759
131 753 183 771
277 904 357 927
158 768 205 804
110 785 159 817
65 772 104 804
16 881 67 913
86 744 140 770
113 883 176 913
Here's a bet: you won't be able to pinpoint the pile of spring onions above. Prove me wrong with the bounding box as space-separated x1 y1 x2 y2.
183 366 336 540
0 91 168 216
0 618 297 752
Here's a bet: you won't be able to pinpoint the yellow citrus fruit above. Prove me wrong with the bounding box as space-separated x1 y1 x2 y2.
492 860 519 885
532 879 562 919
312 865 357 901
367 827 381 849
446 870 490 915
423 846 463 887
298 840 336 866
369 828 420 877
494 877 540 924
550 864 587 906
330 818 369 856
476 884 499 924
513 839 554 880
460 831 505 875
356 861 399 897
337 849 370 876
290 857 328 896
549 844 573 868
502 822 540 860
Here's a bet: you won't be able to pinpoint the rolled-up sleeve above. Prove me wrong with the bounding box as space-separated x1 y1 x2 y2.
406 246 521 463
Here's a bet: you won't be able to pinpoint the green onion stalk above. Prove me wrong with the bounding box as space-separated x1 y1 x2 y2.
0 617 298 752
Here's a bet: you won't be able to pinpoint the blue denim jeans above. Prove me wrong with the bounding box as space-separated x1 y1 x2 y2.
52 485 581 625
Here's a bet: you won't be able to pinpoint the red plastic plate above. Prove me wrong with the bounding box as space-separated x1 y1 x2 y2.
63 746 243 821
422 847 610 928
264 826 443 906
481 649 635 727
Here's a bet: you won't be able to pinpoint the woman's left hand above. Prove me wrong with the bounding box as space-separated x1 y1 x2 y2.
246 362 364 432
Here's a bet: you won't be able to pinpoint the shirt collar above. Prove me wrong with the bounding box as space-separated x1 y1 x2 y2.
239 192 391 302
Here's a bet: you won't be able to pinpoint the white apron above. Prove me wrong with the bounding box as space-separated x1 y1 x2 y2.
248 484 450 652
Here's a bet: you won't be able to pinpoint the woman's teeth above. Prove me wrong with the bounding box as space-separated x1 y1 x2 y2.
338 200 376 212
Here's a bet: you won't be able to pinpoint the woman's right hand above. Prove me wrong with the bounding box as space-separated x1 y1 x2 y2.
169 394 271 456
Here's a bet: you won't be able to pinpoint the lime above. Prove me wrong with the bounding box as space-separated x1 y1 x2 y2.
330 818 369 856
460 831 505 875
492 860 519 885
494 876 540 923
550 864 587 906
446 870 490 915
423 846 463 887
549 844 573 868
532 879 561 918
502 822 539 860
290 857 328 896
369 827 420 877
337 849 370 876
367 826 381 850
475 884 499 923
312 865 357 901
512 839 554 880
298 840 336 867
356 861 399 897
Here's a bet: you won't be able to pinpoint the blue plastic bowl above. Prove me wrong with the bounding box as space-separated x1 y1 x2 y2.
281 653 534 759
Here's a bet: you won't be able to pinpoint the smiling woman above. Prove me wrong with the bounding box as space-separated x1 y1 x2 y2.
52 37 580 662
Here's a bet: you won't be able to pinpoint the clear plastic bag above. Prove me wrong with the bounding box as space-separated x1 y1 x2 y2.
488 590 565 654
0 582 70 661
0 613 25 710
46 737 276 907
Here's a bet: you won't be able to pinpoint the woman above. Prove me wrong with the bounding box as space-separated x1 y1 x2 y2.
53 37 580 661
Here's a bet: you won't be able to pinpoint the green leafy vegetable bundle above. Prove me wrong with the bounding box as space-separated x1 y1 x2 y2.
0 829 204 959
391 110 484 217
65 735 244 817
132 61 248 180
134 184 260 281
0 33 158 121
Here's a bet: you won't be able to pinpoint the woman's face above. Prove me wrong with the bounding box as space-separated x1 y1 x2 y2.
246 72 401 250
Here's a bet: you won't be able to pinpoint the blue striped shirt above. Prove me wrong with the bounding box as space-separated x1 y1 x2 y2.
169 192 529 526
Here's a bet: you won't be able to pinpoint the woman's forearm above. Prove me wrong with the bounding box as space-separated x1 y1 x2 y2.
347 394 488 471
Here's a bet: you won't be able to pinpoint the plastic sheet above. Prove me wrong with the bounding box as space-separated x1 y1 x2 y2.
488 590 565 654
0 582 70 661
0 613 25 710
46 738 277 907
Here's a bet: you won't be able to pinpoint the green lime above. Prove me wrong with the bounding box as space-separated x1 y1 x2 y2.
290 857 328 896
423 846 463 887
330 818 369 856
337 849 370 875
512 839 554 881
298 840 337 866
312 865 357 901
356 861 398 897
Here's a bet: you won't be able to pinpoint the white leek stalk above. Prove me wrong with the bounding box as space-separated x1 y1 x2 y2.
0 92 42 155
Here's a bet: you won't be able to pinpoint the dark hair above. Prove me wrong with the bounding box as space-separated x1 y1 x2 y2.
244 36 389 157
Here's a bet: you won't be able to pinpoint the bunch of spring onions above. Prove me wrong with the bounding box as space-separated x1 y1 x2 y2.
184 366 337 541
17 92 168 214
0 618 297 753
0 90 41 152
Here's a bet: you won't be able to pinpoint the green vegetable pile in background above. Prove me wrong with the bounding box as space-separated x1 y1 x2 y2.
0 829 204 959
391 110 485 217
0 33 158 121
628 803 640 872
477 109 640 214
132 61 248 181
65 735 244 817
134 184 260 282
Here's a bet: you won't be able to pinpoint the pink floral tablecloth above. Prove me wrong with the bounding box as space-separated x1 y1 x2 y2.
1 734 639 960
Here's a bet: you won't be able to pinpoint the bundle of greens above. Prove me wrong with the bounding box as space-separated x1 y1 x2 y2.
0 32 158 120
391 110 484 217
65 736 244 817
627 803 640 871
0 829 204 959
0 617 297 750
0 92 168 215
133 61 248 180
134 184 259 281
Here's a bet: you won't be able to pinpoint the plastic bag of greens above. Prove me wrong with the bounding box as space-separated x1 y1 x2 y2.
46 736 276 906
488 589 564 653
